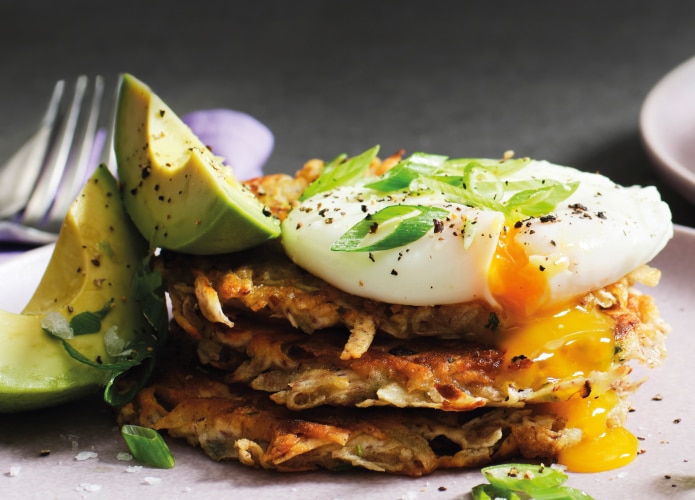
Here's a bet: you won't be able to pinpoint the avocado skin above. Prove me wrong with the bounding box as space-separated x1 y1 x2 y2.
0 165 153 412
114 73 280 255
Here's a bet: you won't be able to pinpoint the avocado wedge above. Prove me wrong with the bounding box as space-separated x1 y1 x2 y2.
115 74 281 255
0 165 154 412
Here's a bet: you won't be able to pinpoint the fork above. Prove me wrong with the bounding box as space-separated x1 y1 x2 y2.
0 75 116 244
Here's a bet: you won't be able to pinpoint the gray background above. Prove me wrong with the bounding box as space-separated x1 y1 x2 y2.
2 0 694 225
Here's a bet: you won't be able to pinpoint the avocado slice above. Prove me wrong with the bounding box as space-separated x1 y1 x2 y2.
115 74 280 255
0 164 155 412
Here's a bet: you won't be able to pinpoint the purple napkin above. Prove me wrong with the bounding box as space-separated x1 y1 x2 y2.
183 109 273 181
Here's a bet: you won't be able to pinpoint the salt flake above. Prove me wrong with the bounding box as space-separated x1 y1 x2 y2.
116 452 134 461
77 483 102 492
74 451 98 461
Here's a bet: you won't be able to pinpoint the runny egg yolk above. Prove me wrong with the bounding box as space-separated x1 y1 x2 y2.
497 304 615 393
490 225 637 472
489 225 550 318
543 391 638 472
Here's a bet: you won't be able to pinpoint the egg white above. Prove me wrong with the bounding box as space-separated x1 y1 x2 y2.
281 160 673 309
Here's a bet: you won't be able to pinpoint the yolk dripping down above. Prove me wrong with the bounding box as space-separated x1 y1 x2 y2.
498 304 615 393
488 226 638 472
543 391 638 472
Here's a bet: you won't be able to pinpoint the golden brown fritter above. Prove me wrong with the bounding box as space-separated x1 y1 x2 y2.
117 272 666 476
117 362 581 476
162 238 668 395
163 242 498 360
243 151 404 223
199 319 504 411
159 265 667 413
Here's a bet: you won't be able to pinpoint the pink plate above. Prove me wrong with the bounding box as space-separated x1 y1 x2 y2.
641 55 695 204
0 227 693 499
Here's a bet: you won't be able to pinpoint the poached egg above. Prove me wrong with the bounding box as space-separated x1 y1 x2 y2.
281 159 672 315
281 151 672 472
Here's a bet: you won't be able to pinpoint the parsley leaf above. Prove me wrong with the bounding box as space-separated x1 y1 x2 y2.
40 254 167 407
69 299 114 335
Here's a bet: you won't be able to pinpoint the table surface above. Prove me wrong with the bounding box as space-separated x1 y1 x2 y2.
1 2 694 498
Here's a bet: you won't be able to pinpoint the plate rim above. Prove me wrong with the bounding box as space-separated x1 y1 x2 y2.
640 55 695 204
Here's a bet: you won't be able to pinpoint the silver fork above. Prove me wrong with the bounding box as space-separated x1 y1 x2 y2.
0 75 116 244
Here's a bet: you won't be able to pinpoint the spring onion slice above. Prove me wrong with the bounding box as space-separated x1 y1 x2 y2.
524 486 595 500
472 484 522 500
505 181 579 218
483 463 568 491
300 145 378 200
471 463 595 500
420 175 506 214
446 156 531 177
330 204 449 252
121 425 175 469
365 152 448 192
306 147 581 251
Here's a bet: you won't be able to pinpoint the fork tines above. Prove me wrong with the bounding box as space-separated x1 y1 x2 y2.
20 75 114 233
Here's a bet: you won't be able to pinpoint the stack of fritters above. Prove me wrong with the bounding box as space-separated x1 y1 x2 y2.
117 159 669 476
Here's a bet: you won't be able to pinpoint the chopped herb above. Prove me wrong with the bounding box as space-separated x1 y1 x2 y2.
364 151 447 192
305 148 580 251
97 240 113 258
131 256 169 346
69 299 114 335
121 425 175 469
486 312 500 331
40 255 167 407
471 463 595 499
330 205 450 252
300 146 379 201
